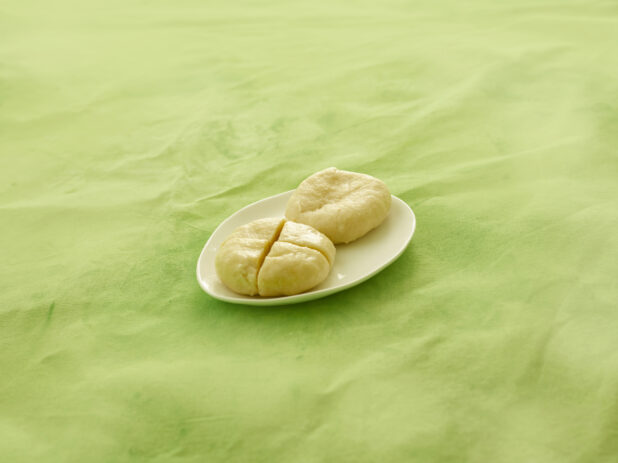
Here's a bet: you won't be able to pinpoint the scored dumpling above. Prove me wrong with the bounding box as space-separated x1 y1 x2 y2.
214 218 285 296
215 218 335 297
257 241 330 297
277 220 335 265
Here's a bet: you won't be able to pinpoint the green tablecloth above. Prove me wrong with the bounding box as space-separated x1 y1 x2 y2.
2 1 617 461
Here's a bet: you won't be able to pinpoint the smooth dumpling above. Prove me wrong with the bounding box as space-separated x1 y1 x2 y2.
285 167 391 244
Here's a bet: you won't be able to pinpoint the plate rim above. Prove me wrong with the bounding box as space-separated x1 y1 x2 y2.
196 190 416 306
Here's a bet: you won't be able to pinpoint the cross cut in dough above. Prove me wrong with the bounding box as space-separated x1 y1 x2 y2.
215 218 335 296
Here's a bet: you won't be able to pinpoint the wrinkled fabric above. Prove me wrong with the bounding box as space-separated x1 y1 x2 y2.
1 1 617 462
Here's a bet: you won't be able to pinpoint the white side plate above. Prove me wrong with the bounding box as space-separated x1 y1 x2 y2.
196 191 416 306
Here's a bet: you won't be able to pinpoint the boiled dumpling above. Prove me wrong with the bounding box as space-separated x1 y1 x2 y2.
215 218 335 297
285 167 391 244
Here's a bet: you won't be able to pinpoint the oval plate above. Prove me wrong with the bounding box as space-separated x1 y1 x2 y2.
196 191 416 306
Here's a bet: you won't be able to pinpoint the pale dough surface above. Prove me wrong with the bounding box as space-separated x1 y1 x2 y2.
257 241 331 297
215 218 284 296
285 167 391 244
215 218 335 296
278 220 336 264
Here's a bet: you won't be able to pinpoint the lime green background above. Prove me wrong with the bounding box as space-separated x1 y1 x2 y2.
1 1 617 461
